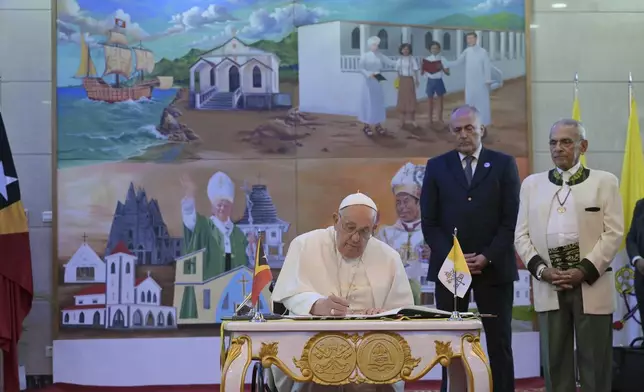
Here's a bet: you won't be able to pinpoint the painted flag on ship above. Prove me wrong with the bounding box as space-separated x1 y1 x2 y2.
115 18 126 28
437 234 472 298
251 231 272 307
0 111 33 392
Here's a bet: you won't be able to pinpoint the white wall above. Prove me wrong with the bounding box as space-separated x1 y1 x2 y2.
0 0 54 376
531 0 644 174
4 0 644 385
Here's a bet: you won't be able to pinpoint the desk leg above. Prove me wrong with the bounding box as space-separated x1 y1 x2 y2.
222 337 252 392
447 354 492 392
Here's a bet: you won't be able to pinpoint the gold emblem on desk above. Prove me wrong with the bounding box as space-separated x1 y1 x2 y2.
292 332 420 385
294 333 359 384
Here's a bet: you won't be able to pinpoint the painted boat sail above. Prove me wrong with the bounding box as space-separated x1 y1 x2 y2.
78 19 174 103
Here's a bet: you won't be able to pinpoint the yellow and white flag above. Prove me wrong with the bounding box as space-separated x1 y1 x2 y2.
612 95 644 346
572 94 587 167
438 235 472 298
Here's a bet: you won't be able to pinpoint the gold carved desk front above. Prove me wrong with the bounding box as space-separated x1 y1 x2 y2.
221 319 492 392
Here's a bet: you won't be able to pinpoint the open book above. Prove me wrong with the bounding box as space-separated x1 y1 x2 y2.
283 305 475 320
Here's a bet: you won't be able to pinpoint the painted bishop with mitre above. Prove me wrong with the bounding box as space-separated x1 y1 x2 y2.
376 162 430 305
271 192 414 392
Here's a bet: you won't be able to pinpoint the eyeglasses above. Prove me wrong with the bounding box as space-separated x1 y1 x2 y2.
340 220 372 240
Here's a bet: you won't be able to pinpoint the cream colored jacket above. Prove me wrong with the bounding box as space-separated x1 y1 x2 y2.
514 169 623 314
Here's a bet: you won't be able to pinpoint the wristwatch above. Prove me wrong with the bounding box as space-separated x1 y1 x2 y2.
536 265 546 280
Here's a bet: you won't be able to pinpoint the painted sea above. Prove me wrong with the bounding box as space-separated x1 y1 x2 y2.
57 86 178 168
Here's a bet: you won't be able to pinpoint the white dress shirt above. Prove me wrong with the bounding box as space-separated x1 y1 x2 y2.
458 143 483 175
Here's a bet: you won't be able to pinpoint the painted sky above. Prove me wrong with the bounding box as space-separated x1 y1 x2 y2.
56 0 524 86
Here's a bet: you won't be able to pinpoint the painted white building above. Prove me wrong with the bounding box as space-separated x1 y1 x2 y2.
61 242 177 329
297 20 526 116
62 240 106 284
189 36 281 110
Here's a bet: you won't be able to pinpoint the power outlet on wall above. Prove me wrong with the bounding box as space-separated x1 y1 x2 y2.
45 346 53 358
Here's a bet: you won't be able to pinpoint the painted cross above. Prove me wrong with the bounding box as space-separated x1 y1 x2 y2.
239 274 250 297
82 233 88 242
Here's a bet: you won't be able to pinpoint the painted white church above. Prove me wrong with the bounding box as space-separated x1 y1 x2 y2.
61 242 177 329
296 20 526 116
62 238 106 284
189 36 282 110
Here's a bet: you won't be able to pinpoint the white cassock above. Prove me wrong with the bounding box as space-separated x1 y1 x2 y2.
271 227 414 392
446 45 492 125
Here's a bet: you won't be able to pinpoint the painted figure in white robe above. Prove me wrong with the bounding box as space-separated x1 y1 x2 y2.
358 36 397 137
445 32 492 126
377 162 431 305
271 192 414 392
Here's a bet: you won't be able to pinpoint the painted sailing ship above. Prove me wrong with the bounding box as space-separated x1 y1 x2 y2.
74 19 173 103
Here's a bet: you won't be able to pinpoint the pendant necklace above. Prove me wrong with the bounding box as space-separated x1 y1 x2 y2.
556 187 572 214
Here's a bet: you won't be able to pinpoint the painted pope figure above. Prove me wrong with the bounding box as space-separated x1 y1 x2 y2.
445 32 492 126
271 192 414 392
180 171 251 279
377 162 431 305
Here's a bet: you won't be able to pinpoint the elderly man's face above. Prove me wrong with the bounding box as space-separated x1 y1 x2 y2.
395 193 420 222
369 43 379 52
466 35 477 47
450 110 484 155
549 124 588 171
332 205 376 259
211 198 233 222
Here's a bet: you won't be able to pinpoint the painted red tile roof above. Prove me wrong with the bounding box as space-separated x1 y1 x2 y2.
62 304 106 311
110 241 133 256
74 278 148 297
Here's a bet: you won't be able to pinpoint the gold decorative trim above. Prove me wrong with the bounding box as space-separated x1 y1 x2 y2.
356 331 421 384
258 341 279 368
221 336 252 392
462 334 493 392
434 340 454 367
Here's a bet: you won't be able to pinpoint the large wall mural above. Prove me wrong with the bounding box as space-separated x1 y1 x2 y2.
55 0 533 338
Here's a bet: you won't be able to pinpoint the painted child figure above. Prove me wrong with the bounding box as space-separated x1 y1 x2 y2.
376 162 431 305
422 41 450 128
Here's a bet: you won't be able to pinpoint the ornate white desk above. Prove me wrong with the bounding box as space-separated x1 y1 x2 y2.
220 319 492 392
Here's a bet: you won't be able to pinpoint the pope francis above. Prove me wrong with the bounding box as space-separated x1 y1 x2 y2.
271 192 414 392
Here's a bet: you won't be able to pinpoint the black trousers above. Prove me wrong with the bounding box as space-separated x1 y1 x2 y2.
636 268 644 337
435 280 515 392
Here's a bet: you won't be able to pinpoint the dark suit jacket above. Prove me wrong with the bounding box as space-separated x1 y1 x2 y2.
626 199 644 262
420 148 521 284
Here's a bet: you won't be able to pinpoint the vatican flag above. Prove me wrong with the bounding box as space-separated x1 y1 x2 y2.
612 95 644 347
572 94 587 167
438 235 472 298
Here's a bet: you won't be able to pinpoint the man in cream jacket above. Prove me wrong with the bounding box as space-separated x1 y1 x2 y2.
515 119 623 392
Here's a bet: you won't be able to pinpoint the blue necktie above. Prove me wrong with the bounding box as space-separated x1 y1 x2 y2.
464 156 474 186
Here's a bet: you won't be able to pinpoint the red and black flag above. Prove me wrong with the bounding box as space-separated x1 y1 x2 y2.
0 111 33 392
251 232 272 307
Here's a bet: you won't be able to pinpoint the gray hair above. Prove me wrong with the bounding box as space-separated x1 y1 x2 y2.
451 105 482 123
339 206 378 223
550 118 587 141
366 36 380 47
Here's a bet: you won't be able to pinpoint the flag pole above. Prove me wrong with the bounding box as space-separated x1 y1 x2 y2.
449 227 462 321
574 72 579 101
251 230 267 323
629 72 633 115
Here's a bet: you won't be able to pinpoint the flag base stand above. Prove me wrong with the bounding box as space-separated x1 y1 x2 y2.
250 309 267 323
449 311 463 321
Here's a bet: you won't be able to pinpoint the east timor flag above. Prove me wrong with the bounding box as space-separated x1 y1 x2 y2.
0 111 34 392
251 231 272 307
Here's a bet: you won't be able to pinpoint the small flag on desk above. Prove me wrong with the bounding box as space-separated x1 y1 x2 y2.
251 232 272 307
437 235 471 298
0 111 34 392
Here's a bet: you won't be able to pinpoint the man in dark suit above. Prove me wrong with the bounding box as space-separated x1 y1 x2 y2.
626 198 644 336
420 105 520 392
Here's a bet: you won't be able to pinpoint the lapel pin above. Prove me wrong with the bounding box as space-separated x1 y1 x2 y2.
483 162 491 168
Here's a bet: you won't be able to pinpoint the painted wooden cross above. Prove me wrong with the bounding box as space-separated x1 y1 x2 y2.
82 233 88 243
